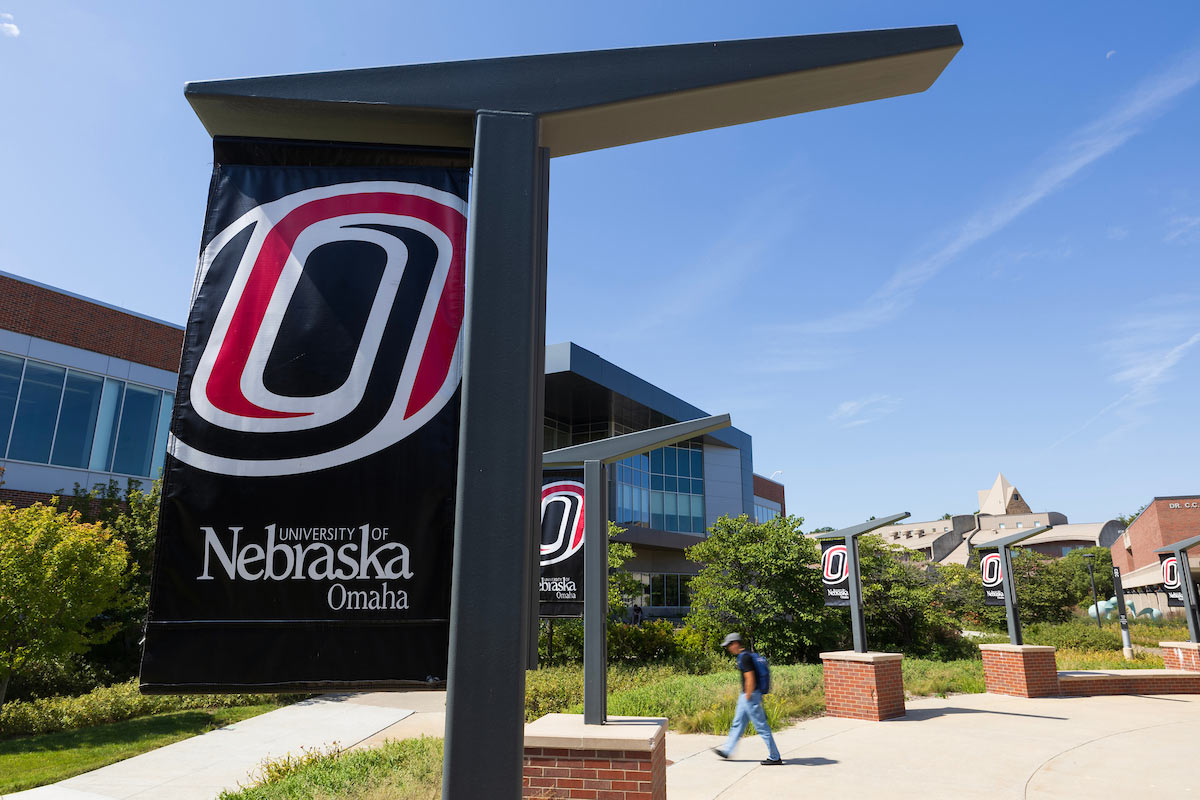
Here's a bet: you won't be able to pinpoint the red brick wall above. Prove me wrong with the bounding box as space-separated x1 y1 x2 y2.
0 488 55 508
523 745 665 800
1058 672 1200 696
1162 643 1200 672
0 274 184 372
1112 498 1200 575
980 646 1059 697
821 656 905 721
752 474 785 515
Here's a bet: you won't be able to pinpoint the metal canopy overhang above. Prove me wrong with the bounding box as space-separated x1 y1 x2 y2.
975 526 1053 550
1156 534 1200 554
542 413 731 467
813 512 910 540
184 26 962 156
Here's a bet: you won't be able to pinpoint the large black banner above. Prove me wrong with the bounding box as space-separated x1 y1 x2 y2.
1160 553 1185 607
981 551 1005 606
539 470 586 618
820 540 850 607
140 139 469 692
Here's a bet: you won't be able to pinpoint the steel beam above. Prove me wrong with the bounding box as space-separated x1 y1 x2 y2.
583 459 609 724
443 111 542 800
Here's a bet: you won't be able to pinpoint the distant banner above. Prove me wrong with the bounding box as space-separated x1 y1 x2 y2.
540 470 586 618
140 139 469 692
981 551 1005 606
1160 553 1185 607
821 540 850 607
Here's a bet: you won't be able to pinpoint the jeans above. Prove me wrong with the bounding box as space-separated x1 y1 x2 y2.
723 690 780 760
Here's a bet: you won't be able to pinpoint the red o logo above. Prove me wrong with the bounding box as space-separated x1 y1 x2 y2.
541 481 585 567
1163 556 1181 590
981 552 1003 588
173 181 467 476
821 544 848 585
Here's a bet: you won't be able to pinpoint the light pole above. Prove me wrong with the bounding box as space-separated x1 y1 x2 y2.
1083 554 1101 629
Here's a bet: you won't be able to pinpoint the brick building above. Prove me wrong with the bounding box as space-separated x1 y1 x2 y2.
0 271 183 506
1111 495 1200 610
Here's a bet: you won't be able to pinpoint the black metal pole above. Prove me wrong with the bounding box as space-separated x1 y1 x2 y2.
1000 546 1023 646
846 535 867 653
1175 547 1200 644
1086 559 1101 629
526 146 550 672
548 618 554 665
1112 566 1133 658
443 110 542 800
584 459 609 724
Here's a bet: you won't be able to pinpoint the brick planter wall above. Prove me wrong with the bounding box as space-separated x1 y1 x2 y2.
1058 670 1200 696
1161 641 1200 671
820 651 905 721
523 714 666 800
979 644 1058 697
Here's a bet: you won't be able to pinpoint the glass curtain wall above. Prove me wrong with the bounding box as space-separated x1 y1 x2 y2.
0 352 174 479
612 438 705 534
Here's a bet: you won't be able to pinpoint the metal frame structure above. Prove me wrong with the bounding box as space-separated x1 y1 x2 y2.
1154 535 1200 642
1111 566 1134 657
813 513 910 653
544 414 732 723
181 27 962 800
974 526 1052 645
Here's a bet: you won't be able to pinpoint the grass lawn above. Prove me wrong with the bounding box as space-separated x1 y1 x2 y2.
0 703 282 794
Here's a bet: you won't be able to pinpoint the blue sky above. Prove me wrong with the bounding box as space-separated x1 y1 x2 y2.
1 2 1197 528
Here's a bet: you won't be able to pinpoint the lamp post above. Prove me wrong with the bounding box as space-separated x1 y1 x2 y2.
1083 553 1101 629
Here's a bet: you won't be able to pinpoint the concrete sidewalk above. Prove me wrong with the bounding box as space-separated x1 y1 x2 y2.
5 691 445 800
664 692 1198 799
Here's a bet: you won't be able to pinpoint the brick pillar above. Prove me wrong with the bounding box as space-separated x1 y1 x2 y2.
1161 641 1200 671
979 644 1058 697
820 651 905 721
523 713 666 800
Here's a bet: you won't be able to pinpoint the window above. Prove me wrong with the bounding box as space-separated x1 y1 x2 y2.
1016 522 1024 528
633 572 697 608
998 523 1006 529
0 353 174 478
613 438 705 534
754 503 780 523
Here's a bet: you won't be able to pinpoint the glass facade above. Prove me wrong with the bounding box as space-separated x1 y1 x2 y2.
612 438 705 534
754 503 780 523
0 352 174 479
630 571 694 608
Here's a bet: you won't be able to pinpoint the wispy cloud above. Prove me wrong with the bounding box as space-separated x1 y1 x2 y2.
1047 299 1200 448
779 45 1200 337
1107 226 1129 240
1106 50 1118 60
1164 214 1200 243
0 12 18 38
829 394 900 428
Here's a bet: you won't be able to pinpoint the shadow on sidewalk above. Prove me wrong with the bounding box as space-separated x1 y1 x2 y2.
894 706 1067 722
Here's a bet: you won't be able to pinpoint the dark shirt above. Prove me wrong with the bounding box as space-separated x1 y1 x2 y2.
737 651 755 686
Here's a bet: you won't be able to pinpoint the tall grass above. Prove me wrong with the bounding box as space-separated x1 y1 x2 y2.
1055 649 1164 670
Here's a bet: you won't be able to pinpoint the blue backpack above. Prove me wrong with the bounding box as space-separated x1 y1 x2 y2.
749 651 771 694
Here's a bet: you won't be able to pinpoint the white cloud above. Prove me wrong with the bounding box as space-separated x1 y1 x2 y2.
1107 50 1117 60
1047 300 1200 448
777 45 1200 338
1164 214 1200 243
0 12 18 38
829 394 900 428
1107 226 1129 240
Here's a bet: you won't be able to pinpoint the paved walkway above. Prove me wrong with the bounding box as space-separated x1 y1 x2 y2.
664 691 1199 799
5 691 445 800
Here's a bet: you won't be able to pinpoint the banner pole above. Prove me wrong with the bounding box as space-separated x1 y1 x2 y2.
1176 547 1200 644
1112 566 1133 659
1000 546 1023 645
846 534 867 654
443 110 542 800
584 459 609 724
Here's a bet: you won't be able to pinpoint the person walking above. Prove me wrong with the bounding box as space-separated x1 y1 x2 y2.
713 633 782 765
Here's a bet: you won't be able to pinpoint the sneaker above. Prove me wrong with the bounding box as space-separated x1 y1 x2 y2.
712 748 729 759
760 758 783 766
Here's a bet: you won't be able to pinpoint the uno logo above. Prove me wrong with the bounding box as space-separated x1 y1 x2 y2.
981 552 1003 588
541 481 585 567
171 181 467 476
821 544 849 586
1162 556 1181 590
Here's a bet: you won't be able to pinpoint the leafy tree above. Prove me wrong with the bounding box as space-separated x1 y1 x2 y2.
1058 547 1114 607
0 503 130 706
607 522 641 617
683 514 831 662
953 548 1081 631
1116 504 1147 528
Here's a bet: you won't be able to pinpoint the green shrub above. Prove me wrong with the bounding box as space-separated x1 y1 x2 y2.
1055 649 1164 670
902 659 985 696
1024 619 1123 651
0 680 298 738
606 620 677 663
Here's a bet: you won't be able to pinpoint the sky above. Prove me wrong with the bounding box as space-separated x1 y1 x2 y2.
1 2 1198 529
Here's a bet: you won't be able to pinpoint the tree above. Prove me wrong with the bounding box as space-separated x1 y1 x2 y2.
1116 504 1147 528
607 522 641 617
1058 547 1114 607
0 503 129 706
683 514 831 662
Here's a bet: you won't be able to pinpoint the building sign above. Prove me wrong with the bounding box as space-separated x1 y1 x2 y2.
821 540 850 607
1167 501 1200 509
539 470 586 618
140 139 468 692
1160 553 1185 607
981 551 1005 606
